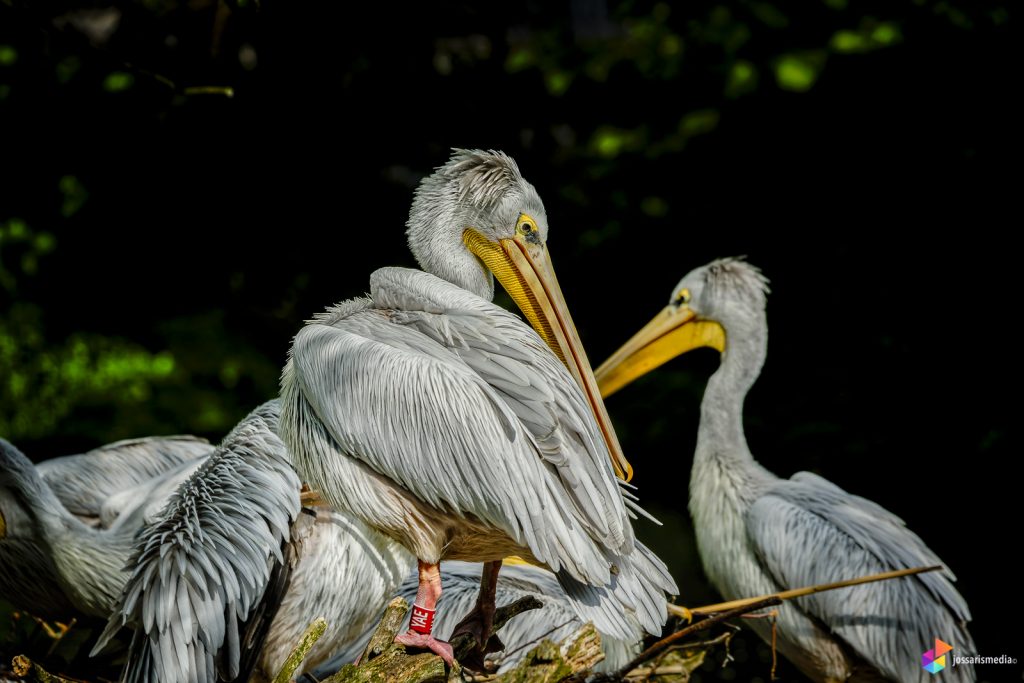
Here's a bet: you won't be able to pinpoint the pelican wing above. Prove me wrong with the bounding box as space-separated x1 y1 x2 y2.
99 457 209 530
94 402 301 683
39 436 214 521
287 267 634 584
746 471 973 682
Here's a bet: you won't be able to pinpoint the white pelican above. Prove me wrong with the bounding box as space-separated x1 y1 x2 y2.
0 436 212 618
280 149 675 664
595 257 974 682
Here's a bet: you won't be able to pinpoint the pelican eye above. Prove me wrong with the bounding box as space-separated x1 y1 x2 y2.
674 288 691 306
516 214 538 237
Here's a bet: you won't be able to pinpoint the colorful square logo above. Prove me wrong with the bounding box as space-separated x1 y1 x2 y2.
921 638 953 674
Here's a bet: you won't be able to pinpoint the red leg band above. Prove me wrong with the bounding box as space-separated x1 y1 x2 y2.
409 603 436 634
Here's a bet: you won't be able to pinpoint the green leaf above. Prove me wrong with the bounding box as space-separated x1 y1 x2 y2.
103 71 135 92
60 175 89 217
726 60 758 97
775 53 823 92
831 30 868 53
0 45 16 67
545 70 571 96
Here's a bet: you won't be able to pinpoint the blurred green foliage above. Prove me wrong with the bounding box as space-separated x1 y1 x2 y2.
0 211 178 439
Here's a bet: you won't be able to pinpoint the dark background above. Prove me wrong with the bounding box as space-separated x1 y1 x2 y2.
0 1 1017 681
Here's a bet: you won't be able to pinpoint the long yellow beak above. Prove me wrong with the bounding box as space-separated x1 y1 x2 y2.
464 229 633 481
595 305 726 398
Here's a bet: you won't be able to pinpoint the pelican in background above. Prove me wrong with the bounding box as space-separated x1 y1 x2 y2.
0 435 213 618
595 257 974 682
37 435 213 526
281 149 675 664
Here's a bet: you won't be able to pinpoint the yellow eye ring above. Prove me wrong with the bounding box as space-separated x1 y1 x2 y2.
516 214 537 235
674 288 691 306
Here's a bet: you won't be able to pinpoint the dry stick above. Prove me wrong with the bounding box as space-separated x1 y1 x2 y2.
667 565 942 619
613 596 784 680
272 617 328 683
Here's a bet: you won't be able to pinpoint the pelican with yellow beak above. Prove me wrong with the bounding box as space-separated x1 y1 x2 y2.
280 149 675 665
595 257 974 682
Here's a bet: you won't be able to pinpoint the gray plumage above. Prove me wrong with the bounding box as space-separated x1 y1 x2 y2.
280 150 675 643
95 401 301 683
94 400 414 683
661 258 974 682
0 435 209 619
0 438 135 618
260 509 412 679
320 561 643 676
38 435 214 525
100 456 209 530
0 465 79 618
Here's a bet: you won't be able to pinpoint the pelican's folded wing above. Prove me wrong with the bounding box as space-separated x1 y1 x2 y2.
39 436 214 521
94 402 301 683
284 268 636 587
745 472 974 683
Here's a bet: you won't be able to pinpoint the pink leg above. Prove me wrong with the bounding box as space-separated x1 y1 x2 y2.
395 560 455 666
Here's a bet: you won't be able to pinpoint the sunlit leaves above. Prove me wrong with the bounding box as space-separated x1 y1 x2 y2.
680 109 719 137
0 45 16 67
774 52 826 92
831 22 902 53
0 219 56 293
59 175 89 217
505 47 534 73
103 71 134 92
0 316 178 439
726 60 758 98
545 70 571 96
56 56 81 84
593 126 641 158
641 196 669 217
748 2 789 29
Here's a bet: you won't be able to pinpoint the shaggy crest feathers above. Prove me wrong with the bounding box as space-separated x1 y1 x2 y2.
444 149 524 211
700 257 771 309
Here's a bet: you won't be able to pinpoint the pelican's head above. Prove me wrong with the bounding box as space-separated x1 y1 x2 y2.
596 257 769 398
407 149 549 301
407 149 632 480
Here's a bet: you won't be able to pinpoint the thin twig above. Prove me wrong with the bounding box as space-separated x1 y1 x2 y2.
492 618 576 662
615 596 783 679
667 565 941 618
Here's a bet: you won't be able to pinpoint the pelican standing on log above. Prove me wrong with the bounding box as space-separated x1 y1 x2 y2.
280 149 676 664
595 257 974 682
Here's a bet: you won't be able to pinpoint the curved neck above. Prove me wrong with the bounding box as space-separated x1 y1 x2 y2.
407 196 495 301
695 311 768 470
12 464 132 615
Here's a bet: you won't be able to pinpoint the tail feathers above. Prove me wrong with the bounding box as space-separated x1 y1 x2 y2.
556 541 676 639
